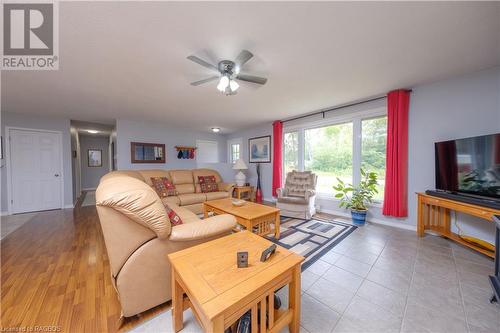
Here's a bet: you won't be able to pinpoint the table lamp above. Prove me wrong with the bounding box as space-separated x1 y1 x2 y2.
233 158 248 187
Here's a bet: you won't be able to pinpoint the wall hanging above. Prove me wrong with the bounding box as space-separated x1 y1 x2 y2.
175 146 197 159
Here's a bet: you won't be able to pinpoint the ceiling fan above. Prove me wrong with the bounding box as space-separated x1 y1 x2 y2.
187 50 267 95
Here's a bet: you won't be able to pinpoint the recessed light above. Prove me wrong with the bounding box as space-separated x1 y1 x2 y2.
87 130 99 134
211 127 221 133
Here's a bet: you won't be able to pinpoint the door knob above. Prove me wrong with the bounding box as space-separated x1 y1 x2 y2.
55 174 59 177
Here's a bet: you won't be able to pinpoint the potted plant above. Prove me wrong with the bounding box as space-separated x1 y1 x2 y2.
333 169 378 225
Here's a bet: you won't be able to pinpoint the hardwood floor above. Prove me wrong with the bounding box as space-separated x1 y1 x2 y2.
1 205 168 332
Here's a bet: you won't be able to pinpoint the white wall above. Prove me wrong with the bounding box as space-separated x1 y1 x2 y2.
79 135 110 190
0 111 74 212
116 119 227 172
228 67 500 242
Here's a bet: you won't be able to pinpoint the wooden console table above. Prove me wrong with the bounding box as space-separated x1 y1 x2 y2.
417 192 499 258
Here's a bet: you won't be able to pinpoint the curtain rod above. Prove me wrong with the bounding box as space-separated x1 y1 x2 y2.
282 90 413 124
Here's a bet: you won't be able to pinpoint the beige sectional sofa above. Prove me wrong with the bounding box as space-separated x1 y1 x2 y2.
100 168 234 214
95 168 236 317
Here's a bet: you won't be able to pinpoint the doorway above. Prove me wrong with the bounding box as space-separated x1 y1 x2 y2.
7 128 64 214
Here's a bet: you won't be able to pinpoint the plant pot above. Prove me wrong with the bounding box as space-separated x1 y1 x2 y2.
351 209 367 225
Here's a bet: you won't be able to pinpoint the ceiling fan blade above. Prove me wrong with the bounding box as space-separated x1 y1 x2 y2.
236 74 267 85
190 76 219 86
187 55 218 71
235 50 253 67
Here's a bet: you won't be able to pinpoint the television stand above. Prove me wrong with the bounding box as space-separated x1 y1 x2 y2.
417 192 499 258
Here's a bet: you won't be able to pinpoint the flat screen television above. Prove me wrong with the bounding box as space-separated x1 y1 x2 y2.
435 133 500 200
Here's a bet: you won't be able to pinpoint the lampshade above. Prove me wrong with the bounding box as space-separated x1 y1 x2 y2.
229 80 239 91
233 158 248 170
217 76 230 92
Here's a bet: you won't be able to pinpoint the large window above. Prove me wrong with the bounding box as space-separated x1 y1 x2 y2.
362 116 387 201
304 123 353 194
284 131 299 175
283 110 387 203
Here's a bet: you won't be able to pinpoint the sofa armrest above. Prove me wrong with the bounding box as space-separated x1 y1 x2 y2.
219 182 235 193
305 189 316 200
169 214 236 242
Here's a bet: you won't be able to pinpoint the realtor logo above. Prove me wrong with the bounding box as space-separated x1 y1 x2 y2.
2 1 59 70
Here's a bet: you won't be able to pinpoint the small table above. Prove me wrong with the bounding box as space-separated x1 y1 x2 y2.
233 186 255 202
204 198 281 239
168 231 304 333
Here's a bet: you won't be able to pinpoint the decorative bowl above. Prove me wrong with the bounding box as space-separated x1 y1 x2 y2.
231 199 246 207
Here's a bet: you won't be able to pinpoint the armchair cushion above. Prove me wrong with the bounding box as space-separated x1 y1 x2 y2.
277 196 308 205
284 170 317 197
169 215 236 242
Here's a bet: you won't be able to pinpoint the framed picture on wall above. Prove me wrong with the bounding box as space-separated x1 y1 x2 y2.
88 149 102 167
248 135 271 163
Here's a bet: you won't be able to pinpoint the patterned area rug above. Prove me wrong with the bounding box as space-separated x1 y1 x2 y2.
266 216 357 271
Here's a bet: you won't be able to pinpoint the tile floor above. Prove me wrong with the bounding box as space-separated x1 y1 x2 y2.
131 222 500 333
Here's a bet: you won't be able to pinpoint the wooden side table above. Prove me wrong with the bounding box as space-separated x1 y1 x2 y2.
168 231 304 333
233 186 255 202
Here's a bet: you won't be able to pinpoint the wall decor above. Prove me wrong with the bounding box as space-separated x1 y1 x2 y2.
175 146 197 159
131 142 165 163
88 149 102 167
249 135 271 163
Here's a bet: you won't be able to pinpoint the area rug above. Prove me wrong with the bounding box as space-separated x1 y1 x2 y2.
265 216 357 271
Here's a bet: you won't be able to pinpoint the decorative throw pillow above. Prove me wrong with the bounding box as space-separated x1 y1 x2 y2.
151 177 176 197
164 204 183 226
198 175 219 193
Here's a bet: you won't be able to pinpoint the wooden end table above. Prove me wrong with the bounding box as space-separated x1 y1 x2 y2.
233 186 255 202
203 198 281 239
168 231 304 333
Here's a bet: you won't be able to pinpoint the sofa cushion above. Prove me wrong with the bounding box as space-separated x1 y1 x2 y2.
161 196 180 206
96 177 171 239
170 170 194 184
198 175 219 193
205 191 229 201
175 183 195 194
150 177 177 197
178 193 206 206
138 170 171 185
193 169 222 184
169 204 200 224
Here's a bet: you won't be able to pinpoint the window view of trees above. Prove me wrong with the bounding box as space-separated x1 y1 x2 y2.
284 131 299 175
282 114 387 201
362 116 387 201
304 122 353 194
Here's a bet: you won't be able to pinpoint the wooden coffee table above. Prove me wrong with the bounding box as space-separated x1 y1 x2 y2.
168 231 304 333
203 198 281 239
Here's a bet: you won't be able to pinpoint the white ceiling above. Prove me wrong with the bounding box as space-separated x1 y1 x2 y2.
2 1 499 133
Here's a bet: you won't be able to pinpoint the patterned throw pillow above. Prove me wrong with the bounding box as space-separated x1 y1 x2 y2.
164 204 183 226
198 175 219 193
151 177 176 197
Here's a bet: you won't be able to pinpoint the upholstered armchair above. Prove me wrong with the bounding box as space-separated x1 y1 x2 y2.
276 170 318 219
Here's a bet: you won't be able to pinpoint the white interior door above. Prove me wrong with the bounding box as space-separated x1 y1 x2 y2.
9 129 63 214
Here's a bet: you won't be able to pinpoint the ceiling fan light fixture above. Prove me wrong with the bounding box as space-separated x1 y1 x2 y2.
229 80 239 91
217 75 230 92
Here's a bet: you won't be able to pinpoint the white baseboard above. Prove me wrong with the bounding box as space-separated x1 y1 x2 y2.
64 204 75 209
82 188 96 191
1 211 10 216
320 208 416 232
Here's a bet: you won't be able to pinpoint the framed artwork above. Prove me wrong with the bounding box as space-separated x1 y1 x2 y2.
249 135 271 163
88 149 102 167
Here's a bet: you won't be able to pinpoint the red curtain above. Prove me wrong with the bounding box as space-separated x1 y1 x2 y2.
383 90 410 217
272 121 283 197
